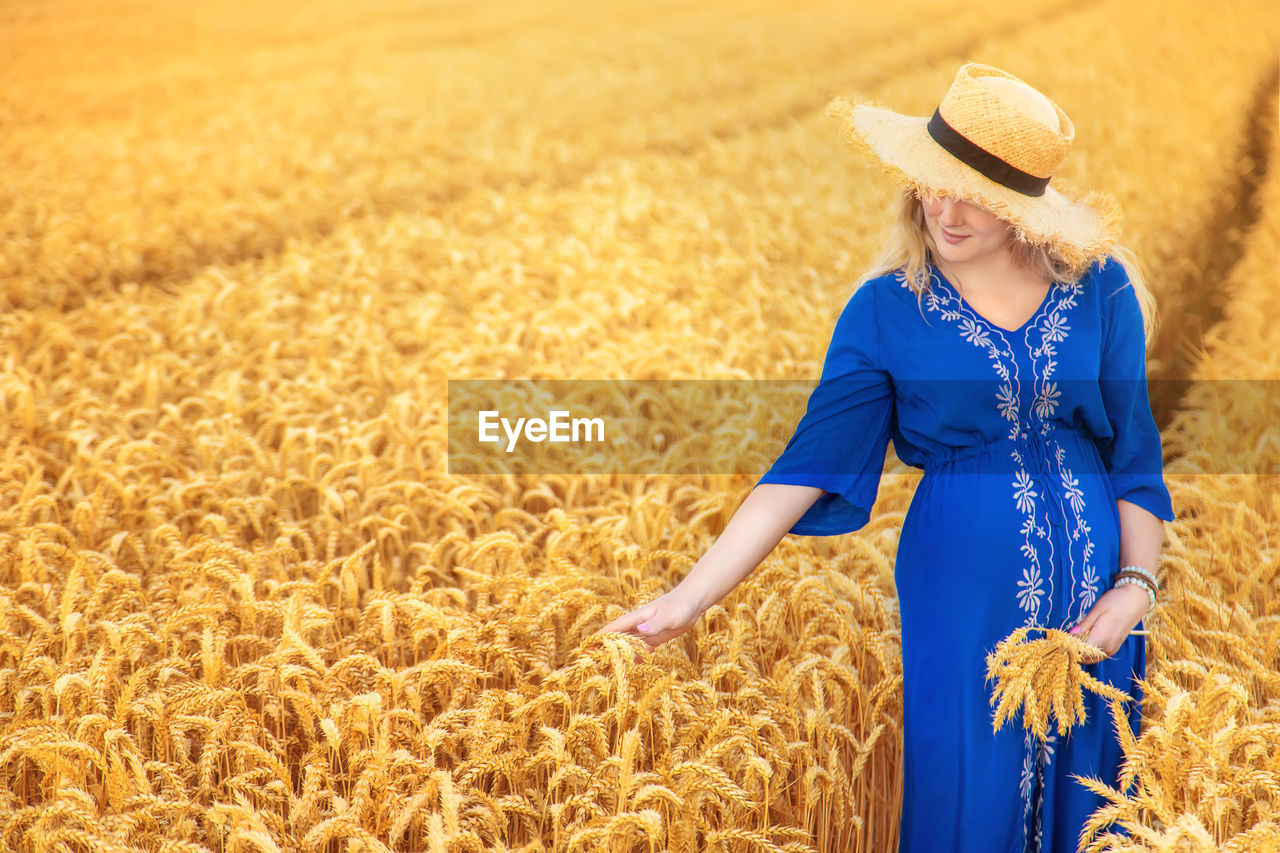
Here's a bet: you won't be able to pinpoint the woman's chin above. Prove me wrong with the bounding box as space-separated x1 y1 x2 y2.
933 240 1005 268
932 243 971 265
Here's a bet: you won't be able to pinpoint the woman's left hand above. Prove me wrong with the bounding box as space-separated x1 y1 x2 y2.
1069 584 1151 659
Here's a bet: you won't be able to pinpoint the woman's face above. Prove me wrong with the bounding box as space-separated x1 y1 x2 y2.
920 192 1016 265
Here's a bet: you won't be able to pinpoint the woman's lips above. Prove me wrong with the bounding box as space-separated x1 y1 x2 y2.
941 228 968 244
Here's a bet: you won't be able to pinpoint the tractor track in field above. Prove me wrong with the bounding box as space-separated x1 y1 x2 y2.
642 0 1107 159
10 0 1093 315
1147 59 1280 433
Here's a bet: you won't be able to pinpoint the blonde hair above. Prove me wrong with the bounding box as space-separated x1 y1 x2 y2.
854 189 1159 347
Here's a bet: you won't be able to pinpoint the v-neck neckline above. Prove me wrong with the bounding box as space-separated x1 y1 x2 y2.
931 263 1055 335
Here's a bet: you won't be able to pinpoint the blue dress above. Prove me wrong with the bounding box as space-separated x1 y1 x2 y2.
756 256 1175 853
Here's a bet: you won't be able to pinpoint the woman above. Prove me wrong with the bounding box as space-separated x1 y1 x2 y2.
603 62 1173 853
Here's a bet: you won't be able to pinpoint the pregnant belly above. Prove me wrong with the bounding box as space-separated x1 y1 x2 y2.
895 441 1122 642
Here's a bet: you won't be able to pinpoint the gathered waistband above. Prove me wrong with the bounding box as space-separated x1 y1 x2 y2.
918 436 1007 470
917 421 1092 473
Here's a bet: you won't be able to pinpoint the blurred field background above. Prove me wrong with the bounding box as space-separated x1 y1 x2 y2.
2 0 1279 850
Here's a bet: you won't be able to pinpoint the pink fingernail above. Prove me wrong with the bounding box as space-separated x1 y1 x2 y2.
638 623 650 633
1069 625 1080 633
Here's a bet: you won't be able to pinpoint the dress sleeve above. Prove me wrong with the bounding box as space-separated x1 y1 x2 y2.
755 281 895 536
1096 260 1175 522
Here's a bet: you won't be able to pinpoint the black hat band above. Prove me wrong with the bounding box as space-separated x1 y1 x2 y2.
926 108 1050 198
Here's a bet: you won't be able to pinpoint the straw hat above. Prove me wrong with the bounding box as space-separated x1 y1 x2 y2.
827 62 1122 273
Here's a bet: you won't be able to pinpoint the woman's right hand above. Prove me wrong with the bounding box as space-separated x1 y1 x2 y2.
601 586 705 658
600 485 824 663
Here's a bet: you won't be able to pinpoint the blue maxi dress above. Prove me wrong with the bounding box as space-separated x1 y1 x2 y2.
756 256 1175 853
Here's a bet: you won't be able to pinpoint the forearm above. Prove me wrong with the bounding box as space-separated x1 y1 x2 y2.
677 483 825 613
1116 497 1165 582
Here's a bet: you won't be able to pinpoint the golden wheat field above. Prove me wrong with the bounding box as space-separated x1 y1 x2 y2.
3 0 1280 850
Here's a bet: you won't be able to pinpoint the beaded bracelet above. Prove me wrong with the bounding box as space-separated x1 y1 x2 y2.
1114 575 1156 615
1114 570 1155 591
1117 564 1159 593
1114 567 1158 594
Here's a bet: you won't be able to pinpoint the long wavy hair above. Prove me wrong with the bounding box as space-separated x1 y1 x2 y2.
854 188 1159 347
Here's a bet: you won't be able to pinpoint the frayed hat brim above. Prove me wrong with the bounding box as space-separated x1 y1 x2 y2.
826 96 1122 276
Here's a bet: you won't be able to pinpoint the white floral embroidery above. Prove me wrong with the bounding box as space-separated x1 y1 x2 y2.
1041 313 1070 342
1060 467 1085 515
1079 562 1101 612
1041 732 1057 760
1033 381 1060 419
1021 281 1103 627
959 317 991 347
1017 565 1044 613
1013 469 1038 514
920 265 1107 849
997 383 1018 421
1020 730 1051 852
1019 737 1035 800
922 268 1050 627
1019 729 1058 853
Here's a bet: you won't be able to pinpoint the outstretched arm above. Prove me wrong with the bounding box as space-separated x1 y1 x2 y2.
602 483 824 650
605 281 892 651
679 483 826 613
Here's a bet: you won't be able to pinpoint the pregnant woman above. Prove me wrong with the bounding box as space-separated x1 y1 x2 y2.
603 62 1173 853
